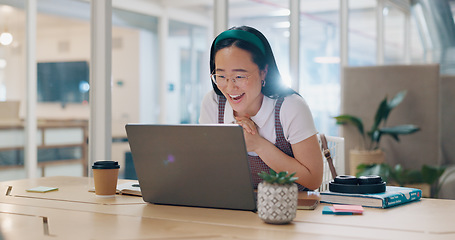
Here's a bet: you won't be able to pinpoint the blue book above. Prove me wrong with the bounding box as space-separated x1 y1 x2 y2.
320 186 422 208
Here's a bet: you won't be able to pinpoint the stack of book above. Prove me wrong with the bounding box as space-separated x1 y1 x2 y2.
320 186 422 208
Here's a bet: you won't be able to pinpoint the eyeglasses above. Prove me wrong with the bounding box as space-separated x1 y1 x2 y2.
210 73 250 88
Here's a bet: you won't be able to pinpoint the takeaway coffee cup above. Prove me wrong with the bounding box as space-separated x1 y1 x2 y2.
92 161 120 197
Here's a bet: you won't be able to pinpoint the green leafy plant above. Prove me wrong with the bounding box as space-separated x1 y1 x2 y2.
357 163 452 198
334 90 420 150
258 169 298 185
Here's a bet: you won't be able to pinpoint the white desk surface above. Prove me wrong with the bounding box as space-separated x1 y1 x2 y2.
0 176 454 240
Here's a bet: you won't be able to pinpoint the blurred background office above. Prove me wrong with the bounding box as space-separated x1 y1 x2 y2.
0 0 454 183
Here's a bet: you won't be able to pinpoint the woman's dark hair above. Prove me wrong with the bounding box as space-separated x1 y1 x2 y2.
210 26 297 98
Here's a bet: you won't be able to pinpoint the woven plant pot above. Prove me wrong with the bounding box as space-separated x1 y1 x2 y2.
257 182 298 224
350 149 385 175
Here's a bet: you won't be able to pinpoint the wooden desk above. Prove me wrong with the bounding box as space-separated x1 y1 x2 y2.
0 176 454 239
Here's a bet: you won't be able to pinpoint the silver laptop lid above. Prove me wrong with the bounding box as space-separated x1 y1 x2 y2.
125 124 256 211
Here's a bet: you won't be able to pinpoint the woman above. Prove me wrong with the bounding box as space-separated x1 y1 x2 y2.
199 26 323 190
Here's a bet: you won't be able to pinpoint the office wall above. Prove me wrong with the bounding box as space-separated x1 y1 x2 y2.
342 64 440 172
439 75 455 199
440 75 455 166
111 27 140 137
35 25 91 120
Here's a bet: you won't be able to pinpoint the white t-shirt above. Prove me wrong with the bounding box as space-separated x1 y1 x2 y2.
199 90 318 150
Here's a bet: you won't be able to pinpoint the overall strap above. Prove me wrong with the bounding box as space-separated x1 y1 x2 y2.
217 95 227 124
274 97 293 157
274 97 307 191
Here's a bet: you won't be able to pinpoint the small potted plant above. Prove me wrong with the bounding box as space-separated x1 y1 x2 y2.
257 169 299 224
334 90 420 175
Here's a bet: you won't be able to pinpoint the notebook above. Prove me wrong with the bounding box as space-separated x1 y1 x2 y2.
125 124 257 211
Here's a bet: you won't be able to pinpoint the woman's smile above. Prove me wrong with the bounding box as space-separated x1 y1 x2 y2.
214 46 265 117
229 93 245 101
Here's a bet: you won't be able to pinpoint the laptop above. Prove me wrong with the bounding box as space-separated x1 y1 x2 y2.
125 124 257 211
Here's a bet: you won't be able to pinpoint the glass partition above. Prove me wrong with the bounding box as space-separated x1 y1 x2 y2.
384 5 405 64
0 1 28 181
409 11 425 64
167 20 208 124
111 7 159 179
300 0 340 136
0 0 91 180
0 0 164 180
349 0 377 66
35 0 90 178
229 0 291 88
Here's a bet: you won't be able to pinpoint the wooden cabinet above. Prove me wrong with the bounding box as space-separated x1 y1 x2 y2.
0 120 88 176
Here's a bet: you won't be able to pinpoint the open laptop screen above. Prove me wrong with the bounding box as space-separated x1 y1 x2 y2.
125 124 257 211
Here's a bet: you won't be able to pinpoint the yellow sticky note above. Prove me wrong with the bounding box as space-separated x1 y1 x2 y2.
26 186 59 193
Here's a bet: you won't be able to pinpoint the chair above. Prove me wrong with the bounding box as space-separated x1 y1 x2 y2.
317 134 345 192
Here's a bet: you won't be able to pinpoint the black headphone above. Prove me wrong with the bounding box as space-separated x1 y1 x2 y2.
319 134 386 194
329 175 386 194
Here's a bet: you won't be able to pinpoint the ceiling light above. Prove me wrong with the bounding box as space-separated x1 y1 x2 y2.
273 21 290 28
271 9 290 17
0 32 13 46
383 7 389 16
0 5 14 13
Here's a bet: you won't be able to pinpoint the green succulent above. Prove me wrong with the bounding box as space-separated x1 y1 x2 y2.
258 169 298 185
334 90 420 150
